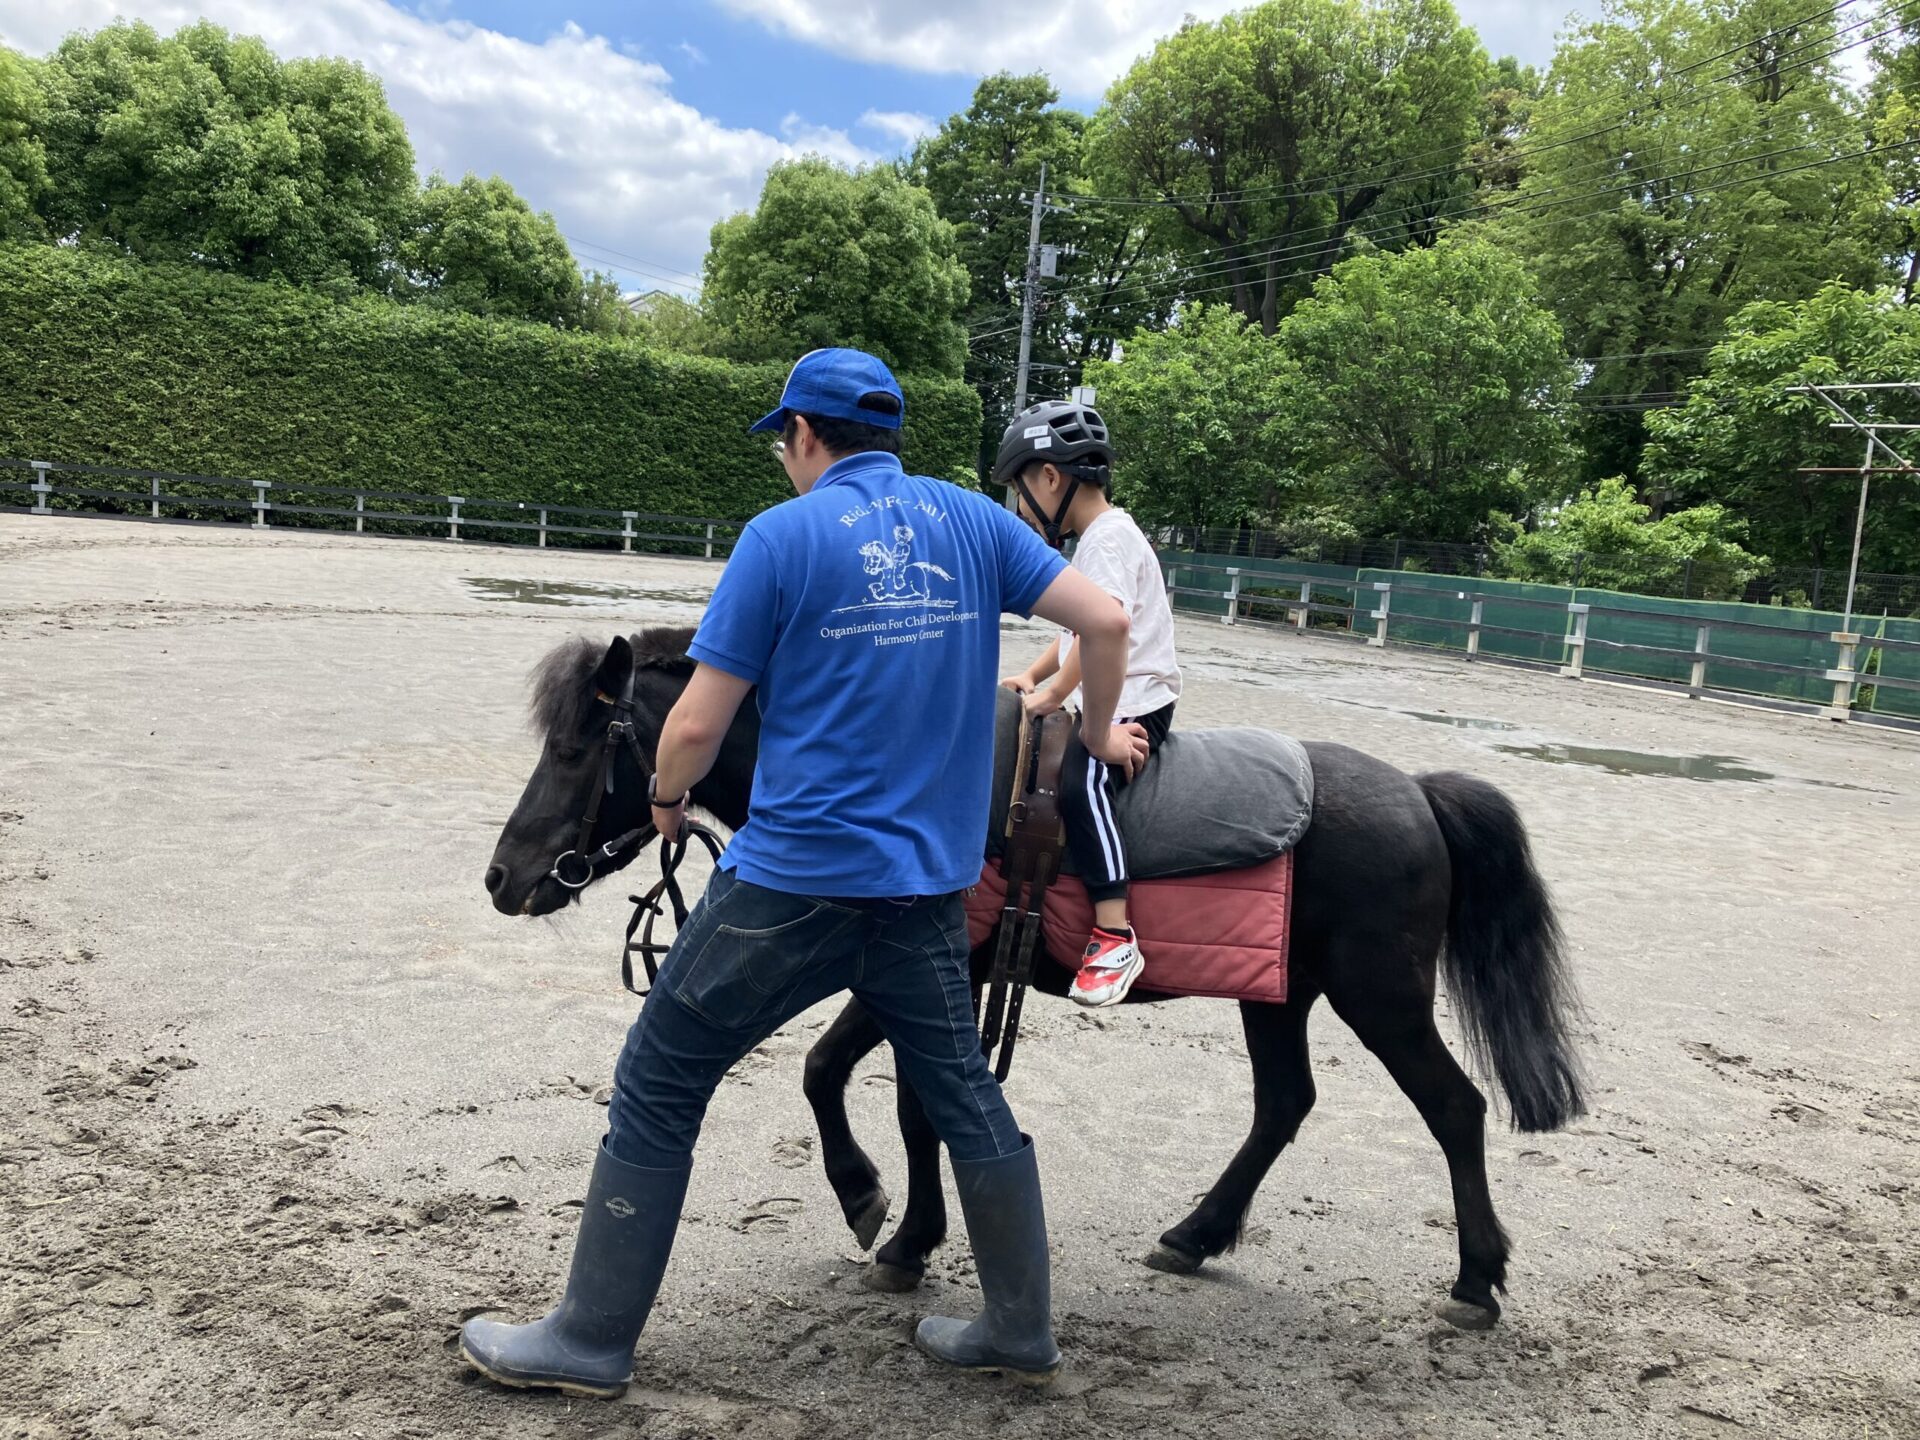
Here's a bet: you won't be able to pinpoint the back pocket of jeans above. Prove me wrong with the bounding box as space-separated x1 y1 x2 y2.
672 900 852 1026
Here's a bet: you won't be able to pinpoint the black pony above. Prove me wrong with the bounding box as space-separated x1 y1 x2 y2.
486 628 1587 1327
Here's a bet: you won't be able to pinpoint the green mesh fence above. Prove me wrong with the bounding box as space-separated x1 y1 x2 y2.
1858 616 1920 720
1359 570 1575 665
1153 549 1920 719
1157 553 1362 626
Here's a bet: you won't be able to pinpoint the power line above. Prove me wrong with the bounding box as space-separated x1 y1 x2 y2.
1063 0 1890 213
1041 131 1896 316
1039 139 1917 318
1036 6 1908 308
560 234 705 291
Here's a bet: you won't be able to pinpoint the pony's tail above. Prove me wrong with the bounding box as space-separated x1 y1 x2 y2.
1417 772 1588 1133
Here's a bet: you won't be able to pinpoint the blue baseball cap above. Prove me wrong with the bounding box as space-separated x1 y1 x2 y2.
749 348 906 434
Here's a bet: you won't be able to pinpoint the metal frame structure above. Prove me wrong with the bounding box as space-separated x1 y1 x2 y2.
1788 381 1920 633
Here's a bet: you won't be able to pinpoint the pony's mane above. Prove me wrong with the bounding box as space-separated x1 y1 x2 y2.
527 627 697 736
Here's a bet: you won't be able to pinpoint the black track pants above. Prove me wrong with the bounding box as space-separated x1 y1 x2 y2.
1059 702 1175 906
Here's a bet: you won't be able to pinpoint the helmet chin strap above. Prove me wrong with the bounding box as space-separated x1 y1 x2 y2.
1015 470 1086 550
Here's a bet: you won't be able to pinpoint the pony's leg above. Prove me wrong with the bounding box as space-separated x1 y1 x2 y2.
1329 995 1510 1325
862 1073 947 1293
802 999 892 1248
1149 994 1318 1274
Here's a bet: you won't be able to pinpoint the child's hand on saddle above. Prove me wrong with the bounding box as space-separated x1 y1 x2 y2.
1086 722 1151 780
1022 687 1064 719
999 673 1033 695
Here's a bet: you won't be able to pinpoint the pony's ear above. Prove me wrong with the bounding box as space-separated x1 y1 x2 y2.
593 635 635 699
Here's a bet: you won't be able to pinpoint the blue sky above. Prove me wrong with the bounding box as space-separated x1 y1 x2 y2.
0 1 1572 295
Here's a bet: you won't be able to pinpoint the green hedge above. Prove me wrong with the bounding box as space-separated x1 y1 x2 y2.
0 245 982 518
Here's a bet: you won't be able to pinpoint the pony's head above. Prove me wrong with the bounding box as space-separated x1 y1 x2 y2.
484 629 694 917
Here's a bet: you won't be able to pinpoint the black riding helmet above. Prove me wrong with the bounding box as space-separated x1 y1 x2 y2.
992 399 1114 548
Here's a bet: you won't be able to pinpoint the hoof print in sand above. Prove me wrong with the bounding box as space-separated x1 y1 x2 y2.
733 1197 805 1234
770 1136 813 1170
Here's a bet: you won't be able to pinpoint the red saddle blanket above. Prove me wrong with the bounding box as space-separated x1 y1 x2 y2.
963 853 1292 1003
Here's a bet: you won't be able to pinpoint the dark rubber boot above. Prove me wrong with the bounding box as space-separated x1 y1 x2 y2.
913 1136 1062 1385
460 1142 691 1398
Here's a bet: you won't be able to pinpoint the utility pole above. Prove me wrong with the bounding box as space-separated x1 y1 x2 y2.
1013 161 1047 416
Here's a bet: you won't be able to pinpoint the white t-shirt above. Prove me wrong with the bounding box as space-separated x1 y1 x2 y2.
1060 507 1183 718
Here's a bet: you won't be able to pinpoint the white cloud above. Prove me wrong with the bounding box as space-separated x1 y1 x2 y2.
858 108 938 148
676 40 707 66
712 0 1240 94
0 0 872 290
712 0 1573 95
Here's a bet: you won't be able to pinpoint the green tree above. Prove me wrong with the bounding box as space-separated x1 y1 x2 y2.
1084 303 1290 533
703 157 969 377
402 172 583 324
1275 234 1574 540
36 20 415 288
1493 477 1765 597
1865 12 1920 304
1093 0 1484 333
1643 282 1920 575
1497 0 1885 483
0 47 49 240
908 73 1172 463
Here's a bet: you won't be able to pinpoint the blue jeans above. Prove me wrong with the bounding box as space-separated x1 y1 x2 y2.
606 868 1023 1169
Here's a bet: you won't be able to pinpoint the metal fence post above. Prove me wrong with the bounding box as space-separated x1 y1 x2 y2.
704 523 715 560
29 460 52 514
354 493 365 534
538 508 548 548
1292 580 1313 632
1689 624 1711 696
150 474 160 519
1825 632 1860 721
1466 597 1484 659
252 480 270 529
622 511 636 554
1369 581 1392 647
1571 553 1585 588
448 496 463 541
1681 557 1694 599
1561 604 1589 679
1224 567 1241 625
1810 568 1824 610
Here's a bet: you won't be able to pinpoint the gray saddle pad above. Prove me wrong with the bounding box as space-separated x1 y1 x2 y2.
984 687 1313 880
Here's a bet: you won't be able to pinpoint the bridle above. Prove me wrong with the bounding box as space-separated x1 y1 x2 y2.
547 667 657 891
535 664 728 996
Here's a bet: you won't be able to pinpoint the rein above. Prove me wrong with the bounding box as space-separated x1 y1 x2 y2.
622 821 727 996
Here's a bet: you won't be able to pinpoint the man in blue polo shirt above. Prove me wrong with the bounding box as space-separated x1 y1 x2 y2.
461 349 1148 1398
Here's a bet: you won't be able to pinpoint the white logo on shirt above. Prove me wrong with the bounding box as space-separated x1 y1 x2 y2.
836 524 957 613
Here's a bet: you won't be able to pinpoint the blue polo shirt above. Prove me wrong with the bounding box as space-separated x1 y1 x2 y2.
689 452 1065 897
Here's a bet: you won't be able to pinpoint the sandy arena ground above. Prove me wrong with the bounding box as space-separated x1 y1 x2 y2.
1 514 1915 1440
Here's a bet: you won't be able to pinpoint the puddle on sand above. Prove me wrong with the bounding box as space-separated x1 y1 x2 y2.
1332 698 1520 732
1399 709 1518 733
463 577 708 608
1493 743 1880 791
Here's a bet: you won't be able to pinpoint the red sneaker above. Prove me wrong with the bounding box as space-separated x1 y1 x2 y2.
1070 928 1144 1008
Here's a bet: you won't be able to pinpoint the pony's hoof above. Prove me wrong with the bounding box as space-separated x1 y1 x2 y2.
861 1260 923 1294
1143 1242 1203 1276
1436 1297 1499 1331
850 1189 890 1251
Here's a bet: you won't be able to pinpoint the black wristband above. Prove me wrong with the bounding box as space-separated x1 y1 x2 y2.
647 773 685 808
